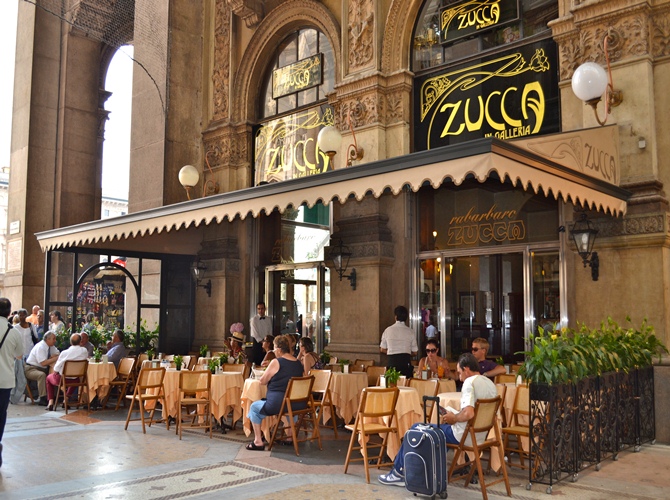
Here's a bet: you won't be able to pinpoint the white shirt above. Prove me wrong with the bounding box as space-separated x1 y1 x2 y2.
249 314 272 343
453 374 497 442
425 324 437 338
26 340 60 367
0 320 24 389
54 345 89 374
16 324 35 358
379 321 418 355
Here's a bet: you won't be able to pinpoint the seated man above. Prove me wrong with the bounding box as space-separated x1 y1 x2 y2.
80 331 95 357
378 352 497 487
106 329 128 368
45 333 89 410
24 331 60 406
471 337 506 380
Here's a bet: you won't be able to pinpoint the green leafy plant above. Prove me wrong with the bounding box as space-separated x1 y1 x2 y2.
207 357 219 374
173 354 183 370
146 348 155 361
339 359 350 366
200 344 209 358
384 367 401 386
496 356 504 366
93 348 102 363
218 352 229 365
125 320 159 352
320 350 331 364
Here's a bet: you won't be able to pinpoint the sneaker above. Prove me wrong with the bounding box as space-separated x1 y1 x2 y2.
378 469 405 487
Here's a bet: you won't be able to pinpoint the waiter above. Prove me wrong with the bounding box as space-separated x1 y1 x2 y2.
249 302 272 366
379 305 418 378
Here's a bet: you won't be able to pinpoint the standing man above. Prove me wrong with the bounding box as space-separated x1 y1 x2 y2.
379 352 497 487
24 331 60 406
380 305 418 379
471 337 506 379
26 305 40 326
0 297 24 467
250 302 272 366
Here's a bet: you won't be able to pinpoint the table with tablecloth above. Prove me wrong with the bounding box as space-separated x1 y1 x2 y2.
209 372 244 425
322 372 368 425
86 361 117 400
241 378 279 439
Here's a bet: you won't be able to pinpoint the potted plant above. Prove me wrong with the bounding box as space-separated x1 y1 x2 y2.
207 357 219 374
146 348 155 361
218 352 229 366
200 344 209 358
384 367 401 388
173 354 183 371
93 348 102 363
320 350 331 365
340 359 351 374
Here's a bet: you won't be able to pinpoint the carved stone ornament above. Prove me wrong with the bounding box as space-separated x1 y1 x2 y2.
348 0 375 71
204 127 250 168
652 7 670 57
213 0 231 122
228 0 265 28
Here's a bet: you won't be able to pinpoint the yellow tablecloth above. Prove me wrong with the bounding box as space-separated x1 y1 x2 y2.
241 378 278 439
210 372 244 424
324 372 368 424
377 386 422 459
87 362 117 399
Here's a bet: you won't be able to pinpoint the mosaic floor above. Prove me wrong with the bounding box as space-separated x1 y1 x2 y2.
1 401 670 500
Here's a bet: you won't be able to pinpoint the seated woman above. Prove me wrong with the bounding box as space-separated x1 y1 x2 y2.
417 339 453 379
246 335 305 450
298 337 320 375
260 335 276 367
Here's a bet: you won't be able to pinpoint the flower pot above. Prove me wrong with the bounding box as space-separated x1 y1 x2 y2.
343 364 349 374
388 381 397 388
175 365 182 371
227 358 234 364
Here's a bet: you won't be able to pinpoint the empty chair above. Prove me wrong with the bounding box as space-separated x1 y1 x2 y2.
343 386 399 483
366 366 387 386
102 357 136 410
353 359 374 372
54 360 90 414
124 366 166 434
408 378 439 420
309 369 338 438
181 355 193 370
174 370 213 440
447 396 511 500
268 375 321 456
222 362 248 379
494 373 517 384
438 378 457 393
501 384 531 470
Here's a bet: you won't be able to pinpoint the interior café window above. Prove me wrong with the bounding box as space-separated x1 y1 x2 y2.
412 0 558 72
418 176 559 252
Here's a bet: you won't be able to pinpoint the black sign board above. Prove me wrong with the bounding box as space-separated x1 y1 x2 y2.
413 39 559 151
439 0 520 44
272 54 323 99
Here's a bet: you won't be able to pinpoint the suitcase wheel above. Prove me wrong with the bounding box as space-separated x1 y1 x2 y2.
439 492 448 499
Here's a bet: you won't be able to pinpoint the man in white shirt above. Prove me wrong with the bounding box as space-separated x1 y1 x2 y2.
379 352 497 487
0 297 24 467
24 332 60 406
380 305 418 378
249 302 272 366
45 333 89 411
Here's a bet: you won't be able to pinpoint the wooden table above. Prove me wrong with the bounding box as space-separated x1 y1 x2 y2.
241 378 278 439
372 386 422 459
87 362 117 400
209 372 244 425
323 372 368 424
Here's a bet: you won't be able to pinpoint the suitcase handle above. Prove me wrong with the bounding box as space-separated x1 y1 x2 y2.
423 395 440 425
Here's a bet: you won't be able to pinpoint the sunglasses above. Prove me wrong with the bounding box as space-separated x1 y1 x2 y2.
426 348 437 353
471 347 481 352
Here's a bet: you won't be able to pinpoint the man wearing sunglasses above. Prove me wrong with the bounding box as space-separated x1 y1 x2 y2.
471 337 506 379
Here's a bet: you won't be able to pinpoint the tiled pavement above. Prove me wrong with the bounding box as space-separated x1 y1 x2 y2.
2 401 670 499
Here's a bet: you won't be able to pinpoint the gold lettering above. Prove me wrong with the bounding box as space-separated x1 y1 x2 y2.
485 91 505 131
500 87 522 127
465 96 484 131
521 81 545 134
439 102 465 137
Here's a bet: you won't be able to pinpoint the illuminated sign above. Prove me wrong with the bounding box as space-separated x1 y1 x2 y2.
439 0 519 44
447 205 526 246
254 106 334 185
414 39 559 151
272 54 322 99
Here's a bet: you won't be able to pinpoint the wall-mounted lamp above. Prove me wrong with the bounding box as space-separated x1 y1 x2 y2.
316 111 364 168
191 259 212 296
179 151 220 200
329 238 357 290
571 32 623 126
570 213 599 281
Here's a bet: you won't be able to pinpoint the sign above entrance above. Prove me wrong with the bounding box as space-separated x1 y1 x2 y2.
414 39 559 150
439 0 519 45
272 54 323 99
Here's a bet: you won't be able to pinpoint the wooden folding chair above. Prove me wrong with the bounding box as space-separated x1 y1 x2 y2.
353 359 374 372
343 386 399 483
408 378 439 420
124 366 166 434
268 375 322 456
173 370 213 440
222 363 248 379
365 366 387 386
494 373 517 384
501 384 531 470
309 369 338 438
447 396 511 500
54 360 90 414
24 381 36 403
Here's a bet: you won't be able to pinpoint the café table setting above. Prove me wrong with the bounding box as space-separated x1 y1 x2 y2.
86 360 117 400
322 371 368 425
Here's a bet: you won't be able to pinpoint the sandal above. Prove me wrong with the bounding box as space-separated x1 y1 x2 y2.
246 442 265 451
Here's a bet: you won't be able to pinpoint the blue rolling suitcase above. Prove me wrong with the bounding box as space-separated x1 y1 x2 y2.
403 395 448 499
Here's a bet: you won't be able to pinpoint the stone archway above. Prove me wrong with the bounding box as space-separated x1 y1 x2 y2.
381 0 425 75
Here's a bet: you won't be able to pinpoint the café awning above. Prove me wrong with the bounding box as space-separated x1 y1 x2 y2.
36 135 629 255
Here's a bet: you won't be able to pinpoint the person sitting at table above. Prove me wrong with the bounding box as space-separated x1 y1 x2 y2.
378 352 497 487
286 333 299 357
417 339 453 379
229 331 246 361
80 331 95 357
260 335 275 367
105 329 128 368
24 331 60 406
471 337 506 380
245 334 304 451
45 333 89 411
297 337 321 375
